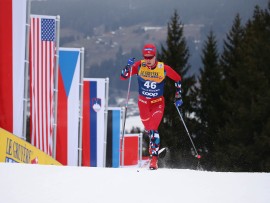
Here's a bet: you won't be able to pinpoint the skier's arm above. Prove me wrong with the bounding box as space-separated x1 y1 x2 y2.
165 65 183 107
164 65 181 82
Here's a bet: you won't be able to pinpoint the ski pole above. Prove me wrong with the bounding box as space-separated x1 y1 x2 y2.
174 103 201 159
120 60 134 167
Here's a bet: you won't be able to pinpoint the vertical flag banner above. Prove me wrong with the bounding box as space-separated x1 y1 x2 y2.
29 15 58 156
56 47 82 166
0 0 27 137
82 78 106 167
106 107 122 168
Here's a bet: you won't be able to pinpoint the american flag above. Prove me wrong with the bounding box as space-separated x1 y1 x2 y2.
30 15 57 155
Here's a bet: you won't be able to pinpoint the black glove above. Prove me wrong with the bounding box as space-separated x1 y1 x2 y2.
121 65 130 78
121 58 135 78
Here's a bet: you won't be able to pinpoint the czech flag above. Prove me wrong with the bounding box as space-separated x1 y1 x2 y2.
56 48 82 166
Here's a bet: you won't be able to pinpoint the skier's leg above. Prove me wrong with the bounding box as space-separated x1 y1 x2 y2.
148 97 164 156
138 97 151 130
148 97 165 130
148 97 165 169
149 130 160 169
149 130 160 156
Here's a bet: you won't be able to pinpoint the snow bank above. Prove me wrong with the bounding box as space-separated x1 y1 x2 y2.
0 163 269 203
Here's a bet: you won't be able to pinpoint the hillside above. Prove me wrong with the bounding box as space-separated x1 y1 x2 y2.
62 23 202 68
31 0 268 80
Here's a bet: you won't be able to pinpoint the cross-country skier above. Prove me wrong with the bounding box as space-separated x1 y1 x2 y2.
120 43 183 170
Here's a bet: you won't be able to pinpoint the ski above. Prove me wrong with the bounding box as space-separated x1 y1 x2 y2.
149 148 167 170
158 147 167 159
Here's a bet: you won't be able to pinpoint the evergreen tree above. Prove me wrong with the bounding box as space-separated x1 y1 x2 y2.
192 30 222 170
220 14 245 81
216 4 270 172
158 10 196 168
214 14 245 170
219 13 245 123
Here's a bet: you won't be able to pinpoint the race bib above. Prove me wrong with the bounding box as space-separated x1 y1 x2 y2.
138 61 165 98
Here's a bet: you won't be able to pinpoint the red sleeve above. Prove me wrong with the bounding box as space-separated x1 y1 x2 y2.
120 61 140 80
164 65 181 82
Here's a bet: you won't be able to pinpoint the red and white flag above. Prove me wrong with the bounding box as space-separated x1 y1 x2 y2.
29 15 58 156
0 0 27 137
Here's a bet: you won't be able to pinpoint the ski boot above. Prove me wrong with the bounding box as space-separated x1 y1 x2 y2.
149 155 158 170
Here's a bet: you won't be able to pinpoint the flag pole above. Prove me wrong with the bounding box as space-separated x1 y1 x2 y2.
22 0 31 141
103 77 109 167
52 15 60 159
78 47 85 166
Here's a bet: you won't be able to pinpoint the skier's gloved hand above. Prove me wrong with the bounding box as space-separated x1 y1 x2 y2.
175 91 183 107
175 97 183 107
127 57 135 67
121 65 130 78
121 57 135 78
175 81 183 107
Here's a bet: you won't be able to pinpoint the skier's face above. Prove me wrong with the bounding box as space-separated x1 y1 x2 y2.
144 54 156 67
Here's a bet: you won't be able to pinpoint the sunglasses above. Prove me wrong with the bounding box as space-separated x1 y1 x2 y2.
144 55 155 60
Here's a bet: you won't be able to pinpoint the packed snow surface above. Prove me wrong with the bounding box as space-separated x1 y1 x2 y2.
0 163 269 203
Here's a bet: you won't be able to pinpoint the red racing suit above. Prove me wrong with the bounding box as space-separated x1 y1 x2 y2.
120 60 181 131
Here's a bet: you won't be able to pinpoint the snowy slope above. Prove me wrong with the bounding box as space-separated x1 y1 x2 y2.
0 163 269 203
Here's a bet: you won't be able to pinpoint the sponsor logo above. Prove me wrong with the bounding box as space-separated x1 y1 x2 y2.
0 128 61 165
150 98 162 104
140 71 159 79
139 98 147 104
142 91 158 97
6 137 32 164
145 48 154 51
